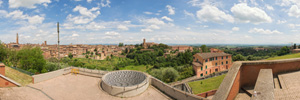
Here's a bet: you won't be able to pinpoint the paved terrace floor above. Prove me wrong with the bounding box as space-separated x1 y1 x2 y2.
0 74 170 100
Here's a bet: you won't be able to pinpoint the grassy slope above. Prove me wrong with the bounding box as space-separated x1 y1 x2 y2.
188 74 226 94
119 65 152 72
5 66 32 86
266 53 300 60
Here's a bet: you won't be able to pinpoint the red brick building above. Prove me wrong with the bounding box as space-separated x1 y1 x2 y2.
192 52 232 77
171 45 193 52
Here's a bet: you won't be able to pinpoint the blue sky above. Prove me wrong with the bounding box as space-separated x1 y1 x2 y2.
0 0 300 45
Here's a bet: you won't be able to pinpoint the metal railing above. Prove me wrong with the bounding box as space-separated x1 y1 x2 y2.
8 66 34 76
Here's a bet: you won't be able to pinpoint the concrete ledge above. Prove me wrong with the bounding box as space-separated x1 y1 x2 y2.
251 69 274 100
0 74 21 87
212 62 242 100
213 58 300 100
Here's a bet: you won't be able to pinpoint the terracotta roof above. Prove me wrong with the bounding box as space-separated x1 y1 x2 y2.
196 52 231 59
192 62 202 67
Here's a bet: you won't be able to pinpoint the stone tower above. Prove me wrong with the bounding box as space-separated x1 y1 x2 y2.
16 33 19 44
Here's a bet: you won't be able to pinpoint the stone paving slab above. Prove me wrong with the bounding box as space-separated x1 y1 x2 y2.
0 74 170 100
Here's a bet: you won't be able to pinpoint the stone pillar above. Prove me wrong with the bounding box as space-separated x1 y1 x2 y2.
0 63 5 76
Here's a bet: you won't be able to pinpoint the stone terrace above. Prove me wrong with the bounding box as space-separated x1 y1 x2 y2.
0 74 170 100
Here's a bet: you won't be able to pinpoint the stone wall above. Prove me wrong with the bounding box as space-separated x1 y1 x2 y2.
32 67 72 83
196 89 217 98
213 58 300 100
150 77 207 100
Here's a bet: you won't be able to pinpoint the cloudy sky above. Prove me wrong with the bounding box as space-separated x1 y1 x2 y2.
0 0 300 44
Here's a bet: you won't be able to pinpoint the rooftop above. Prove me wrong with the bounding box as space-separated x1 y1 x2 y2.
196 52 231 59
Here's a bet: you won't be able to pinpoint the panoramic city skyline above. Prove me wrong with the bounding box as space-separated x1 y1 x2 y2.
0 0 300 44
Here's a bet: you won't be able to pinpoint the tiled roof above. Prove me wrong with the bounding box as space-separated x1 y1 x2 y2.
196 52 231 59
192 62 202 66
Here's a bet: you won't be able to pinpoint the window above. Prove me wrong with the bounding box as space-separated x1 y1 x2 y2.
206 71 207 74
215 57 218 60
205 59 208 62
212 58 214 60
201 74 203 77
196 59 199 62
215 63 217 66
222 62 223 65
201 67 203 71
226 56 228 59
222 56 223 59
210 58 212 61
206 65 207 69
226 61 228 64
215 69 218 72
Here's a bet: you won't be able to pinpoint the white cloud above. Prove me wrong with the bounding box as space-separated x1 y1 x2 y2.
144 12 153 15
144 18 165 25
265 5 274 10
184 10 194 18
72 34 79 37
67 5 100 24
101 0 111 7
166 5 175 15
5 10 44 24
249 28 282 34
232 27 239 31
105 31 119 36
161 16 173 22
0 0 3 6
148 25 160 29
277 20 287 24
27 15 45 24
186 27 191 30
9 0 51 8
141 28 153 32
231 3 272 24
196 5 234 23
288 5 300 18
86 22 105 30
288 24 300 28
117 25 129 30
87 0 92 3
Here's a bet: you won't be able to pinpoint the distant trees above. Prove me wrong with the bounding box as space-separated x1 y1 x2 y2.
233 54 246 61
277 46 290 56
200 45 208 52
68 53 73 59
119 43 124 47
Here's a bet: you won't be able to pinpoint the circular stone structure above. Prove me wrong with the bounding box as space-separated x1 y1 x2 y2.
101 70 149 97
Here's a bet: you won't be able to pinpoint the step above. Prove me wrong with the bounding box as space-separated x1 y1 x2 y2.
273 77 281 89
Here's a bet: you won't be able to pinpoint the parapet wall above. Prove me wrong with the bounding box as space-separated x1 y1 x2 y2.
213 58 300 100
32 67 109 83
150 77 207 100
32 67 72 83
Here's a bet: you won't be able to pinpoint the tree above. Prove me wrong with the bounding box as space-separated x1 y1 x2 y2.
68 53 73 59
162 67 179 83
17 47 46 73
233 54 246 61
200 45 208 52
277 46 290 56
0 44 7 62
85 55 89 59
119 43 124 47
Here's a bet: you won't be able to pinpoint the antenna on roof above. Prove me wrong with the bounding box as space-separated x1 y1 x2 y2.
57 22 60 60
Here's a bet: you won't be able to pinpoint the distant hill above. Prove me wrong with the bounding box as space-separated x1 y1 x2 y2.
266 53 300 60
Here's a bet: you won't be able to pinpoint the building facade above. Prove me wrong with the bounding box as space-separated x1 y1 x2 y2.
192 52 232 77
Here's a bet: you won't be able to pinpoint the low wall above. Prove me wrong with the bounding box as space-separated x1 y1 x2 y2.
251 69 274 100
32 67 72 83
197 89 217 98
213 58 300 100
151 77 207 100
32 67 109 83
0 74 21 87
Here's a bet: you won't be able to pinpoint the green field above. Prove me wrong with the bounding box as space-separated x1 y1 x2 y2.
188 74 226 94
266 53 300 60
119 65 152 72
5 66 32 86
